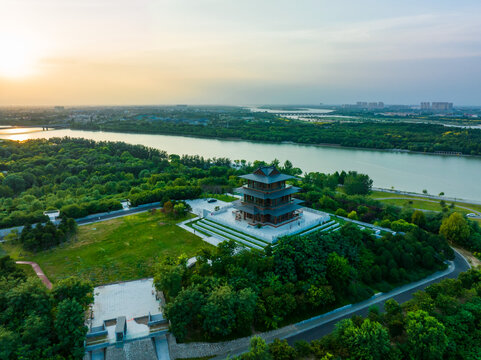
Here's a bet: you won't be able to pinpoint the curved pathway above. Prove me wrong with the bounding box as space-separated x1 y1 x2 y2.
15 261 52 289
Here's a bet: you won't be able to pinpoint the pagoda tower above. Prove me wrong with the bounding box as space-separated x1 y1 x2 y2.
234 166 302 226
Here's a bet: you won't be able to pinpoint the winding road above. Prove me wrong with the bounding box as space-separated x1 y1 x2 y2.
285 249 470 344
215 249 471 359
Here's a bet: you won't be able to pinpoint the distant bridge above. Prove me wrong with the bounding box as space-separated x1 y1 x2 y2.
14 124 70 131
40 124 69 130
273 112 332 117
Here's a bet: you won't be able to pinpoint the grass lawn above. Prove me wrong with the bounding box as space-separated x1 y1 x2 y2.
377 198 468 213
1 211 212 285
370 190 481 215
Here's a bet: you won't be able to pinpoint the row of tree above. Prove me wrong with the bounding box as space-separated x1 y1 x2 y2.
18 218 77 252
297 170 481 254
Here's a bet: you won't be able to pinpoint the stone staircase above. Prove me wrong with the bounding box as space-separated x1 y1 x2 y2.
192 221 264 250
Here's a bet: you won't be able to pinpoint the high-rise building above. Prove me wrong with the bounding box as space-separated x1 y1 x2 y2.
356 102 368 108
420 102 431 110
367 102 385 109
431 102 453 111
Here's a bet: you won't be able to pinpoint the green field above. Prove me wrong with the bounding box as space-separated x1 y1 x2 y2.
370 190 481 215
1 211 212 285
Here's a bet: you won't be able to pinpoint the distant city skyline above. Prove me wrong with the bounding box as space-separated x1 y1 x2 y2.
1 0 481 106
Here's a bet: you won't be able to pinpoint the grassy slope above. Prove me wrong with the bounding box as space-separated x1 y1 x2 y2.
370 190 481 214
1 211 211 285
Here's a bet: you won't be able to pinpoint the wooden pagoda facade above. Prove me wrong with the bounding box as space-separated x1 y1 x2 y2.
234 166 302 226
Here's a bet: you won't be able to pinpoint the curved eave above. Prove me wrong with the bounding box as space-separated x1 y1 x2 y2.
239 173 294 184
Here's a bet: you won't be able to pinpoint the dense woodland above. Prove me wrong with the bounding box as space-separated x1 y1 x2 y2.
0 256 92 359
296 172 481 254
238 267 481 360
156 224 452 342
1 138 481 356
73 117 481 155
0 138 234 229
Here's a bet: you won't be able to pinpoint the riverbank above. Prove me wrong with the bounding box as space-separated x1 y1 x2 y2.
2 124 480 158
70 125 481 159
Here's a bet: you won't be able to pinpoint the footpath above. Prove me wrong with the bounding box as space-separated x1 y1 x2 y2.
15 261 52 289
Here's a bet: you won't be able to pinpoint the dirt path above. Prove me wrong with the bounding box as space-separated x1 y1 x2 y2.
16 261 53 289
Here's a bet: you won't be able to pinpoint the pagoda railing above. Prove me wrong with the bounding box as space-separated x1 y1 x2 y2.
240 199 295 210
242 184 292 194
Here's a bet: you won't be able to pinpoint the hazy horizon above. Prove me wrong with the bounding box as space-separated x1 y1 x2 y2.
1 0 481 106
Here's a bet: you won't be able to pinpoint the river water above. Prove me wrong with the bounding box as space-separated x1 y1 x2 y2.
1 128 480 201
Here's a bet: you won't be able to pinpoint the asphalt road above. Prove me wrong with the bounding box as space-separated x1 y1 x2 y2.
76 203 160 226
286 250 470 344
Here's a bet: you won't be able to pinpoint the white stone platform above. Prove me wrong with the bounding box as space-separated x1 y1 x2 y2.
186 198 232 217
205 205 330 243
91 278 161 343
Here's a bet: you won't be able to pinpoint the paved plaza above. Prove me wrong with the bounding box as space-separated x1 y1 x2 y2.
207 206 330 242
91 278 162 342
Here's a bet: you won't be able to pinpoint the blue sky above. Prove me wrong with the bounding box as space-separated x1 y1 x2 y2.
1 0 480 105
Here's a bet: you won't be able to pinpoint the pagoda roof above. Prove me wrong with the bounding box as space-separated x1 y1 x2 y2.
239 166 294 184
236 185 300 199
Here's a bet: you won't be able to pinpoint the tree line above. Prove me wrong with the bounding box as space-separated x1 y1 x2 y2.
296 171 481 255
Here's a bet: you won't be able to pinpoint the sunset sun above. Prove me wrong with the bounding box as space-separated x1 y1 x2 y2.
0 36 38 78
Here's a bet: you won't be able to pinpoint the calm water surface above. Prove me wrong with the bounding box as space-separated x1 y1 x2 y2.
1 128 480 201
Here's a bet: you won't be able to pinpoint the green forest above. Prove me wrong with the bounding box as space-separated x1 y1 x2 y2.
156 222 452 342
0 137 234 229
73 116 481 155
0 256 92 359
238 267 481 360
